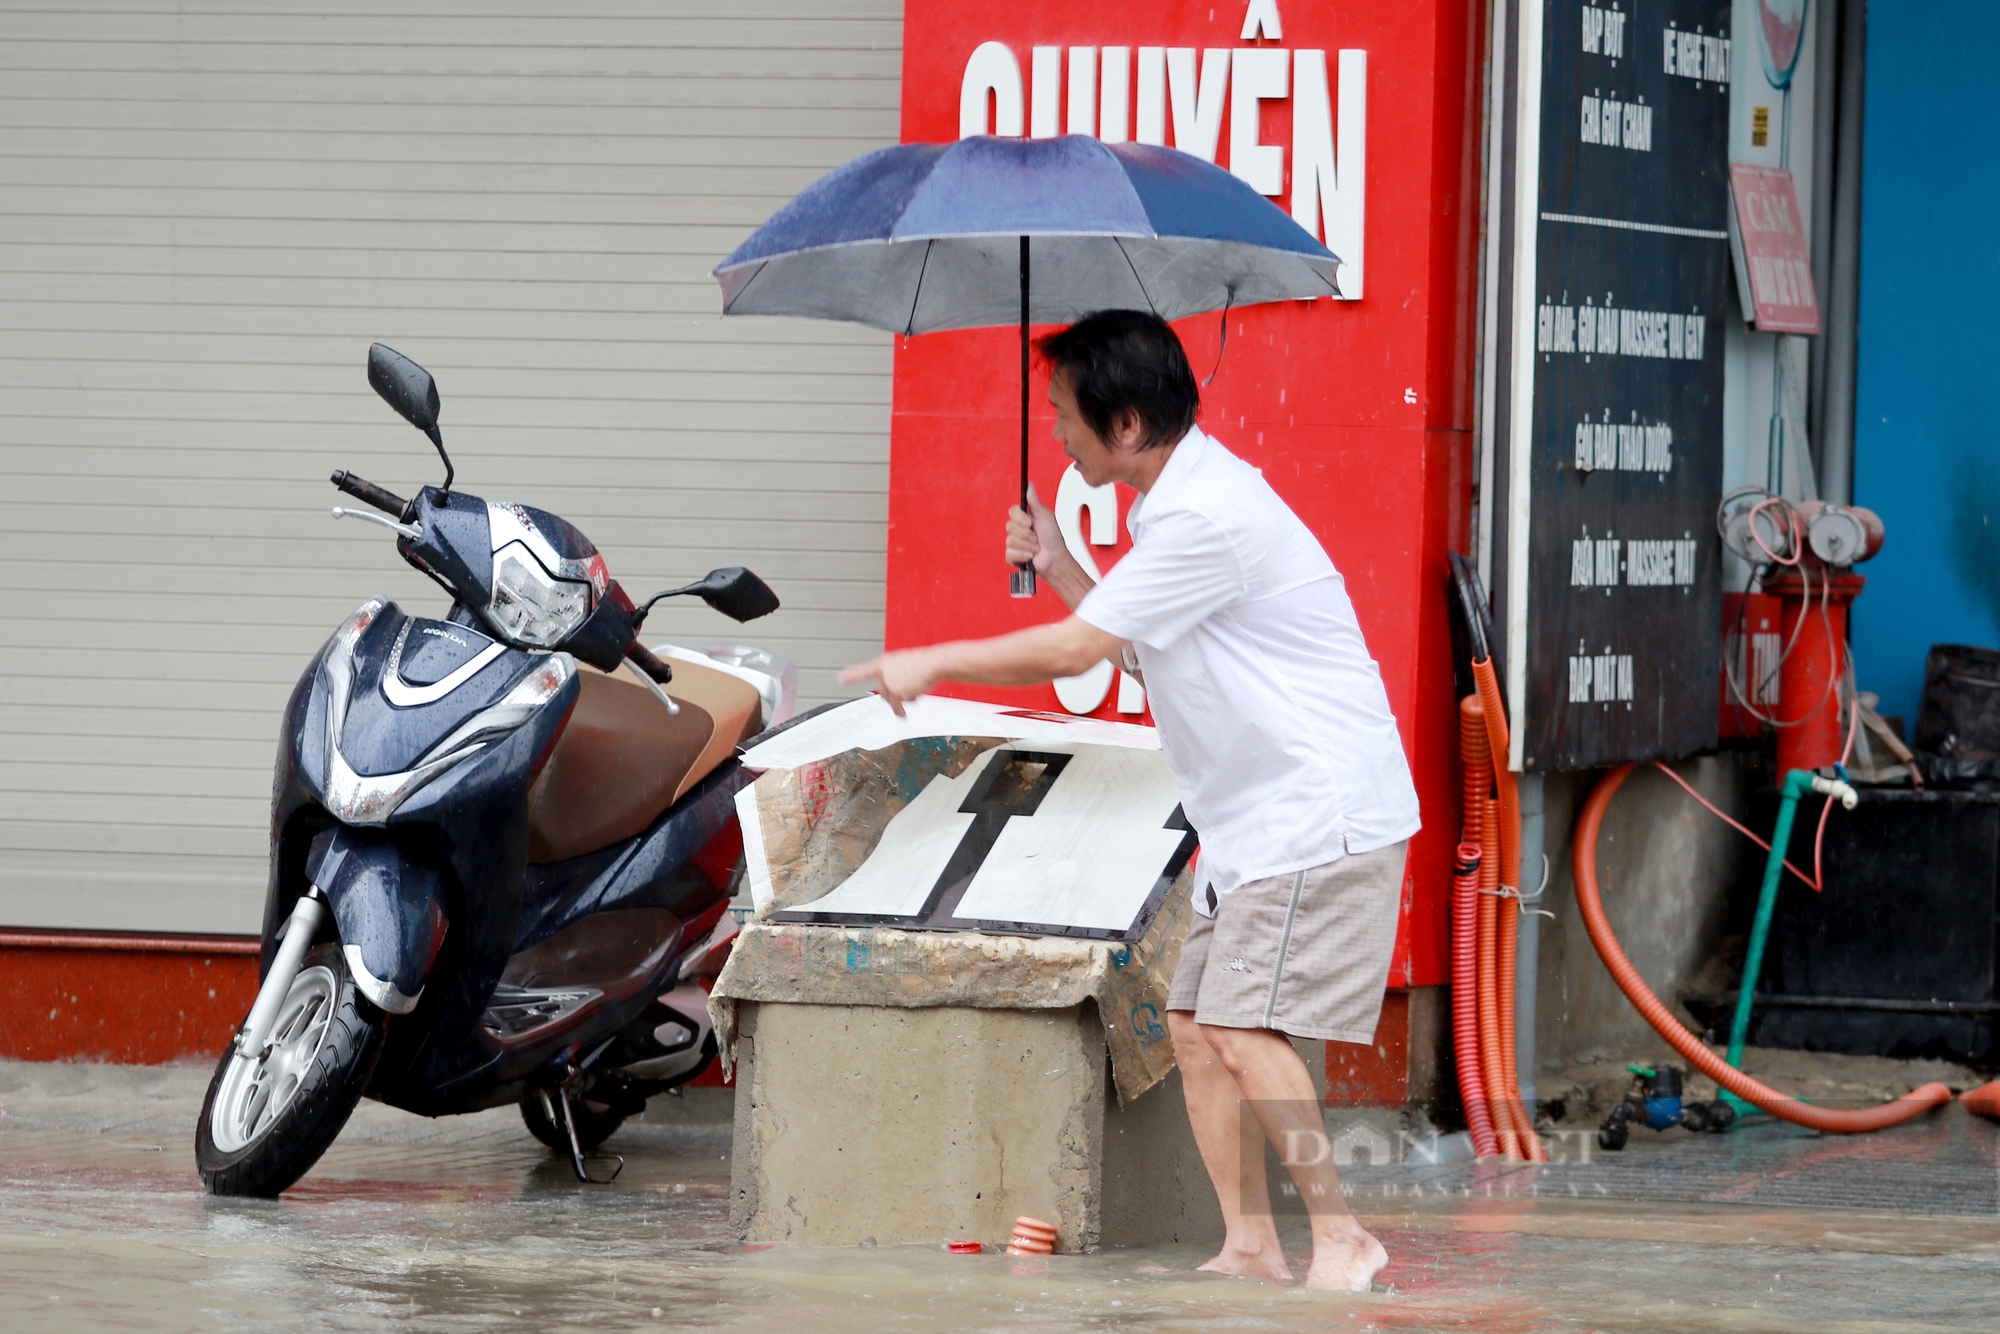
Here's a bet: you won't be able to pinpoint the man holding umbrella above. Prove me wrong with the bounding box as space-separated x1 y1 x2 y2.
841 308 1420 1292
722 131 1418 1291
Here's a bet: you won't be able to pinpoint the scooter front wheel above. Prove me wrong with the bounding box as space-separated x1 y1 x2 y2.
197 942 384 1197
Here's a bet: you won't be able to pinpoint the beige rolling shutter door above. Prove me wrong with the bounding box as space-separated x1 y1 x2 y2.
0 2 900 933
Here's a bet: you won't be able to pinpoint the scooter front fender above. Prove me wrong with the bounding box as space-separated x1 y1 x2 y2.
305 828 446 1015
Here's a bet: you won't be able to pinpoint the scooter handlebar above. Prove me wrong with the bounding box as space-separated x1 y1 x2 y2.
626 643 675 686
331 469 411 520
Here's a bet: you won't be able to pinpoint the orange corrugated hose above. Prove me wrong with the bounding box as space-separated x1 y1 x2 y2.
1451 842 1501 1158
1476 792 1517 1158
1470 662 1547 1161
1497 849 1528 1155
1459 698 1515 1157
1575 765 1953 1132
1453 699 1499 1157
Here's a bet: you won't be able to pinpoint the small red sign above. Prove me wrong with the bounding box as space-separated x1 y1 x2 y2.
1728 164 1820 334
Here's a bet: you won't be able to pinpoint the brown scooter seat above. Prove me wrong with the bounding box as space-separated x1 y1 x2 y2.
526 655 761 864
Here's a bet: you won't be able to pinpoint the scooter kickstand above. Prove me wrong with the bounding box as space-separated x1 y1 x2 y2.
553 1072 623 1185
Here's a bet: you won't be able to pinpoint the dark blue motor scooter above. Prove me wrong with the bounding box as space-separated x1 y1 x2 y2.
196 344 793 1195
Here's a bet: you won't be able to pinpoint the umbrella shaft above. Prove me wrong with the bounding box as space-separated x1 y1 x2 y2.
1020 236 1029 508
1014 235 1036 598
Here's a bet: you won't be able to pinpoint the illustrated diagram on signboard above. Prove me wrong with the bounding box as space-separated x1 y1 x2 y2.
770 741 1196 941
1504 0 1733 770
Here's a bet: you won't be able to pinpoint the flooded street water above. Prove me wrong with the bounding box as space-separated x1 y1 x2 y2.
4 1061 1999 1333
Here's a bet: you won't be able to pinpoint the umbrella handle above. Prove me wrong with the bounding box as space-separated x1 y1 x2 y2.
1013 235 1037 599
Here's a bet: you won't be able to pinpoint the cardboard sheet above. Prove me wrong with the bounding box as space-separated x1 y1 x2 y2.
715 725 1199 1102
766 741 1193 941
740 693 1160 771
736 734 1004 916
767 752 983 919
953 744 1189 931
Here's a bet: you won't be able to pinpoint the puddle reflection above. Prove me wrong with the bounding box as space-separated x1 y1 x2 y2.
3 1118 1998 1333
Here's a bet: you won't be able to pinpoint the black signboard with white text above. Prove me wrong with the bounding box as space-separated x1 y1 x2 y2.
1516 0 1733 770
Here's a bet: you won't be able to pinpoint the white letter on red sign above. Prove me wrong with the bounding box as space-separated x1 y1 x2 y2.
1135 47 1168 145
1166 48 1230 162
1032 46 1062 138
1100 47 1132 143
1068 47 1098 136
1291 48 1366 299
1240 0 1284 41
960 41 1024 138
1230 48 1288 195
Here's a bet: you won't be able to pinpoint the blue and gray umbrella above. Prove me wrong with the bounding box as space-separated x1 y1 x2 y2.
714 134 1340 595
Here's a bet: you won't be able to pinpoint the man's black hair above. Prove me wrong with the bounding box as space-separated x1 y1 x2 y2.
1035 309 1198 450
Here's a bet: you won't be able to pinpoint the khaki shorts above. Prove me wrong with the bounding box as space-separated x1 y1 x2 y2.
1166 840 1406 1043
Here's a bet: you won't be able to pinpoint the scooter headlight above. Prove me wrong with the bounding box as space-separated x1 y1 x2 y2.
488 541 591 647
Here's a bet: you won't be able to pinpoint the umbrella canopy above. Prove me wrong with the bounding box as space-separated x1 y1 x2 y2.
714 135 1340 333
715 134 1339 599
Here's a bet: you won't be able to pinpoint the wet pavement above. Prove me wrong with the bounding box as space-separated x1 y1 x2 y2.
3 1059 1998 1332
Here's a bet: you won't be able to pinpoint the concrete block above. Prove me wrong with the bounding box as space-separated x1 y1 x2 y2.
729 1000 1222 1250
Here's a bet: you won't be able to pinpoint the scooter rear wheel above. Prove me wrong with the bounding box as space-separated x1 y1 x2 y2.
197 942 384 1197
519 1088 629 1154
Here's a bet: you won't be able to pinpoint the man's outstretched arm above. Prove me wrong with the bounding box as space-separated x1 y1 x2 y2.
839 616 1123 717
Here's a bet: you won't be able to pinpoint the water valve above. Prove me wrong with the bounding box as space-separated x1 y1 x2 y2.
1798 502 1884 567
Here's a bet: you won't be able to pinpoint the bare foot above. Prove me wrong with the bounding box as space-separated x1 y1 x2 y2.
1302 1223 1388 1292
1197 1241 1294 1283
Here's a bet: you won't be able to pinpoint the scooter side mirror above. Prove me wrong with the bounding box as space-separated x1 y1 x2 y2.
692 567 780 623
368 343 454 493
368 344 439 436
632 567 780 628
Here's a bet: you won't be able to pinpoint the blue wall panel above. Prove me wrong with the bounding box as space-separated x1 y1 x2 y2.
1851 0 2000 729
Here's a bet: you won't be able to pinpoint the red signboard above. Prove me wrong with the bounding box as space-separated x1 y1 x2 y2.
886 0 1485 988
1728 164 1820 334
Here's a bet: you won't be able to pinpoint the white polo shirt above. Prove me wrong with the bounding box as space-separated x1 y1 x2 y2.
1075 425 1421 915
